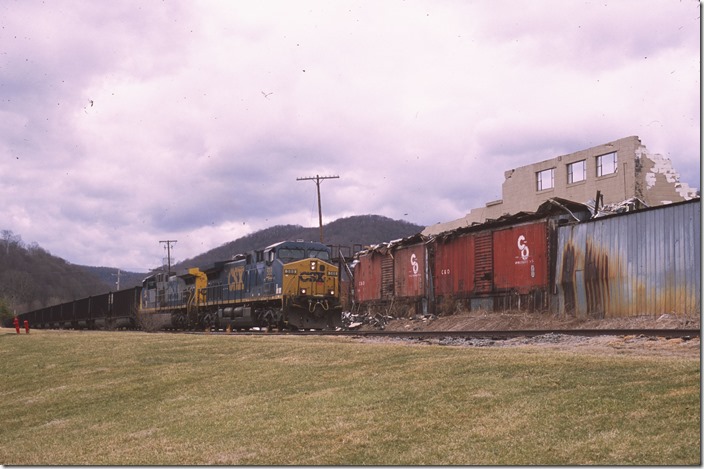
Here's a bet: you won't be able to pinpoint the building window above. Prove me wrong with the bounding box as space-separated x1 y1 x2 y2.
596 152 618 177
567 160 586 184
536 168 554 191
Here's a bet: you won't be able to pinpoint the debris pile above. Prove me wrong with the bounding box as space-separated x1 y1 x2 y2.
341 311 394 330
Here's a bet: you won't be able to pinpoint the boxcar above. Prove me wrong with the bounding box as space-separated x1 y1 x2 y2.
391 237 428 316
491 220 550 311
354 246 392 305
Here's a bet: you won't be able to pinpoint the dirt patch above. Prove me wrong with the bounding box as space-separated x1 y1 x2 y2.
353 311 701 357
362 333 700 358
365 310 699 333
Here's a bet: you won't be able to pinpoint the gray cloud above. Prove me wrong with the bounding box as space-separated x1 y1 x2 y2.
0 0 699 271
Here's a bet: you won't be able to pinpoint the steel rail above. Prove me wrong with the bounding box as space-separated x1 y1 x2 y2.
191 328 700 340
333 328 700 340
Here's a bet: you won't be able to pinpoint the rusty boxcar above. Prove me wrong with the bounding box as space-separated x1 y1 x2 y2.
391 235 428 316
354 235 428 315
432 220 552 313
353 244 390 304
429 199 589 314
491 221 550 311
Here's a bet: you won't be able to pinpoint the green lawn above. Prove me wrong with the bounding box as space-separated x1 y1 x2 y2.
0 328 699 465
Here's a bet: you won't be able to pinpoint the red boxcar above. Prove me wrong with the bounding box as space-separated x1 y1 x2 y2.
492 221 549 293
431 219 553 313
432 232 475 309
354 249 387 303
393 242 425 298
391 241 427 316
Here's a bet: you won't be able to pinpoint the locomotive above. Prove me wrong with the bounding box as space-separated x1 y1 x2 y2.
140 240 343 331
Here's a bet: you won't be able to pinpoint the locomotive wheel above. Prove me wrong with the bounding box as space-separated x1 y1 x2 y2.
262 309 275 331
202 313 214 329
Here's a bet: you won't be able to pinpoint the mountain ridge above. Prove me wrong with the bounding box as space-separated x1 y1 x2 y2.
174 214 423 270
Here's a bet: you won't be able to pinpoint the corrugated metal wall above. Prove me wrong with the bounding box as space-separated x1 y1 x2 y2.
554 200 701 318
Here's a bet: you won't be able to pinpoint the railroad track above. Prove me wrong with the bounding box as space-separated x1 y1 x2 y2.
191 328 700 340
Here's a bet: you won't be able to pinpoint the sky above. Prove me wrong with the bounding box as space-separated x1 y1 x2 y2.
1 0 700 272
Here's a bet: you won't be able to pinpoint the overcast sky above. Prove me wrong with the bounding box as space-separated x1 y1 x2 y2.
1 0 700 272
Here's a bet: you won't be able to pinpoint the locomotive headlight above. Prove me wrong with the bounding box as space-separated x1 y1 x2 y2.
310 260 317 270
300 288 307 295
329 289 335 296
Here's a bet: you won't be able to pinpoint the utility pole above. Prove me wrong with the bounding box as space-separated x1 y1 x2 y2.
159 240 177 274
112 269 121 291
297 174 339 243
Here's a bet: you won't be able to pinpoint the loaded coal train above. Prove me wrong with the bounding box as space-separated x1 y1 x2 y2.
18 240 343 331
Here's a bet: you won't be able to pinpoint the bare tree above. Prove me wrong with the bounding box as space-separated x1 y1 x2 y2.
1 230 22 255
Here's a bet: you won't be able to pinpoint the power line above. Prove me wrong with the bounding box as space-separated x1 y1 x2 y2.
296 174 339 243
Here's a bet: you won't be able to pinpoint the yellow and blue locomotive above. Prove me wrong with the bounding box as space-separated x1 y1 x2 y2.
140 240 343 330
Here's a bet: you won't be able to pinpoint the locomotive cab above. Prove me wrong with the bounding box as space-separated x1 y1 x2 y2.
251 241 342 329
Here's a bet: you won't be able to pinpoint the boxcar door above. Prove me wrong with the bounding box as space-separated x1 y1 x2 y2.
474 232 493 293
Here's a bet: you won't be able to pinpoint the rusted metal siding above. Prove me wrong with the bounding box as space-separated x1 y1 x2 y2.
433 234 475 298
393 243 425 298
492 222 549 293
555 200 700 318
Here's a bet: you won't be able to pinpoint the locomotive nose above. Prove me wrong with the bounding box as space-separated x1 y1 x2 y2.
309 299 330 317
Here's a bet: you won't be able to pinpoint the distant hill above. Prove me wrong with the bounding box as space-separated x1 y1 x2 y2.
0 231 113 315
174 215 424 270
78 266 146 291
1 215 423 314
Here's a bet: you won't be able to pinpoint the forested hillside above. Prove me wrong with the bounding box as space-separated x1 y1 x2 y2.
0 231 112 318
174 215 423 269
1 215 424 316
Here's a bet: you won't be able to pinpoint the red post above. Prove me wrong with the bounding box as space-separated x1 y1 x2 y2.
24 320 29 334
13 316 20 334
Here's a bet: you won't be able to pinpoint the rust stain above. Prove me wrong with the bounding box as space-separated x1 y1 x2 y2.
560 241 577 315
584 240 610 319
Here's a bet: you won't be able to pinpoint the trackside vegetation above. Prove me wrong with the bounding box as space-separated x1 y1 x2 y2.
0 329 699 465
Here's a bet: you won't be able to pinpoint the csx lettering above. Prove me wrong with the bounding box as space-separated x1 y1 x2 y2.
228 266 245 291
299 272 324 282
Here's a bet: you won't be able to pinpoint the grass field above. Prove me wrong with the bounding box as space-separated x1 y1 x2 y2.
0 328 699 465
